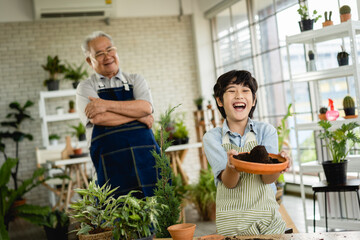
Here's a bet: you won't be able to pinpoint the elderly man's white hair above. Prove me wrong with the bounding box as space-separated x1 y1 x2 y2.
81 31 114 57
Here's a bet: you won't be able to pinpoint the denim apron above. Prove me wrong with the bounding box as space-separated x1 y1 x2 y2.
216 128 286 236
90 77 160 198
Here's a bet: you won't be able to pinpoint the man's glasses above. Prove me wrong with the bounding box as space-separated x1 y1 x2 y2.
92 46 117 61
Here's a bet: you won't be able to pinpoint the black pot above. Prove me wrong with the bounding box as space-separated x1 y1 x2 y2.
44 225 69 240
197 105 202 111
338 56 349 66
181 137 189 144
136 233 155 240
172 138 182 145
72 81 80 89
322 160 348 185
47 80 60 91
78 133 86 142
299 19 314 32
344 107 355 116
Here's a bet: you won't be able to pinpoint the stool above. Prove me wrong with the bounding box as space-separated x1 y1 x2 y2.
312 179 360 232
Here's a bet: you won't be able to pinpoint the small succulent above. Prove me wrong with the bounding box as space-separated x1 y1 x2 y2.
324 11 332 21
343 95 355 109
340 5 351 15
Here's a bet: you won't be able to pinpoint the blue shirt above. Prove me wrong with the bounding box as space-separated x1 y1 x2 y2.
203 118 278 190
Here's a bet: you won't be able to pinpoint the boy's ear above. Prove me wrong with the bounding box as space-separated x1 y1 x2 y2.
216 97 223 107
252 95 257 106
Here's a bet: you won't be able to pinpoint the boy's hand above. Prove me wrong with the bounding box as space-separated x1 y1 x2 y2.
279 150 291 173
227 149 238 171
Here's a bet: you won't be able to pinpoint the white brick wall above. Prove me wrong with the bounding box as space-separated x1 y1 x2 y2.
0 15 202 206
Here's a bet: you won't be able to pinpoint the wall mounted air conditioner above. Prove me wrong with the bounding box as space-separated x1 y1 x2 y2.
33 0 115 20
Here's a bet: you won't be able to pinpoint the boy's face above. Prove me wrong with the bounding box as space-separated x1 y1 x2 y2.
216 83 255 123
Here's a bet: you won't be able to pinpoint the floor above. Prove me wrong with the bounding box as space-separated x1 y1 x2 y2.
8 193 320 239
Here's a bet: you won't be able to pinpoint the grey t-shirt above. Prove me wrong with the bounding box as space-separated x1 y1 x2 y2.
76 69 153 148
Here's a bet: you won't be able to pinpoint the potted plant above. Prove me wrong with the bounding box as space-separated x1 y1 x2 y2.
42 55 66 91
297 4 321 32
64 62 89 89
49 134 60 146
112 190 166 240
70 122 86 141
343 95 356 117
42 210 70 240
318 120 360 185
340 5 351 23
70 180 118 240
56 106 64 115
187 167 216 221
68 100 75 113
307 50 316 71
318 106 327 120
152 106 182 238
0 100 34 191
322 11 333 27
172 119 189 145
194 97 204 110
207 100 212 109
0 158 66 240
337 45 349 66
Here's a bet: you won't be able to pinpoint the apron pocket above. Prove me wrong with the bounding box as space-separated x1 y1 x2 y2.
101 145 158 197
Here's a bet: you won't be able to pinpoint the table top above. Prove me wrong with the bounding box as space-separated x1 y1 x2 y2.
312 179 360 192
156 231 360 240
46 156 91 166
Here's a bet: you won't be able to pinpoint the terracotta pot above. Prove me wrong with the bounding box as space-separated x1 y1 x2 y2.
73 148 82 155
322 20 333 27
68 108 76 113
230 153 288 175
78 230 113 240
340 13 351 23
167 223 196 240
318 114 327 121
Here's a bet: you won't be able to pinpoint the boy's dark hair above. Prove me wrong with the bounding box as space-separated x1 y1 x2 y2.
213 70 258 119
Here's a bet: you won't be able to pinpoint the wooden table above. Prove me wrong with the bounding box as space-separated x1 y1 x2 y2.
156 231 360 239
47 156 91 210
166 142 203 185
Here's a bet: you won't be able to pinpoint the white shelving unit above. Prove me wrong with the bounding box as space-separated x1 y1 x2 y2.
39 89 84 149
286 20 360 232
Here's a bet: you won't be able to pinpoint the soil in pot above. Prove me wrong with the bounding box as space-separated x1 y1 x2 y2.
234 145 281 164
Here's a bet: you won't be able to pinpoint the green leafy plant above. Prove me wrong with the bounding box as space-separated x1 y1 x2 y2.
324 11 332 21
343 95 355 109
0 158 67 240
112 190 166 240
172 118 189 140
70 180 119 236
42 56 66 86
70 122 85 140
340 5 351 15
297 4 321 22
277 104 292 152
152 105 182 238
187 167 216 221
0 100 34 190
49 134 60 141
318 121 360 163
69 100 75 110
194 97 204 110
64 62 88 89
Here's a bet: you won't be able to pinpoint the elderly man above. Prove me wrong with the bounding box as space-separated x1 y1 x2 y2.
76 31 159 198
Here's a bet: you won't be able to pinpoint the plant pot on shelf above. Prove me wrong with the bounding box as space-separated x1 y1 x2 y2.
322 20 333 27
340 13 351 23
78 133 86 142
322 160 348 185
46 80 60 91
337 52 349 66
318 113 327 121
344 107 355 116
73 148 82 155
298 19 314 32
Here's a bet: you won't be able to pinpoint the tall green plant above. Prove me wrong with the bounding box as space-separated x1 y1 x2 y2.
318 120 360 163
277 104 292 152
152 105 181 238
0 100 34 190
42 55 66 85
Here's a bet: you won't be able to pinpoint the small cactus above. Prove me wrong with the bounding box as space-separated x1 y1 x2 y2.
319 107 327 114
343 95 355 109
329 11 332 21
69 100 75 109
324 11 332 21
340 5 351 15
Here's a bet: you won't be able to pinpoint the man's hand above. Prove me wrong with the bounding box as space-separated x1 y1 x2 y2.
85 96 108 119
138 115 154 129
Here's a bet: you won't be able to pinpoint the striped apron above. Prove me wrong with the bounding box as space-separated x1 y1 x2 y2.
216 130 286 236
89 76 160 199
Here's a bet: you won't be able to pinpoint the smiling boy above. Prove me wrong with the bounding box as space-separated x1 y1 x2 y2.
203 70 290 236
